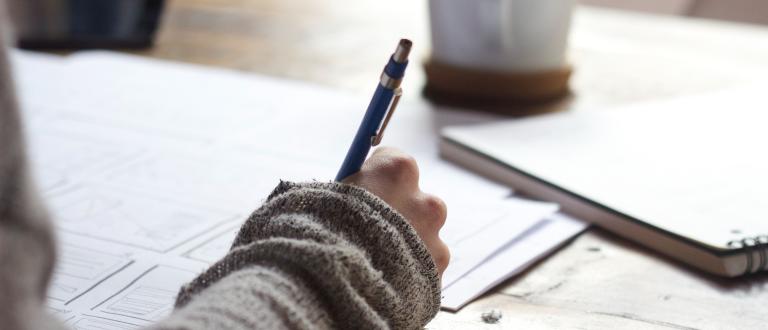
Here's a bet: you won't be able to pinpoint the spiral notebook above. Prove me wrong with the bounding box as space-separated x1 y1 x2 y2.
440 85 768 277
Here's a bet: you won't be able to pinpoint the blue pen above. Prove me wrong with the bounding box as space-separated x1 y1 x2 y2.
335 39 412 181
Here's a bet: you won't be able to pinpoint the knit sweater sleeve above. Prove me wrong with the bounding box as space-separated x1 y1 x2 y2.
151 181 442 330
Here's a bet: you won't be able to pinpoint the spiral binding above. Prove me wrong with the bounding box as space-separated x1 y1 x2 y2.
727 235 768 275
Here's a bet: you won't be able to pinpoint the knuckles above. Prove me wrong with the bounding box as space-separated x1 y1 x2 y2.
433 244 451 270
375 153 419 183
365 149 451 273
420 194 447 228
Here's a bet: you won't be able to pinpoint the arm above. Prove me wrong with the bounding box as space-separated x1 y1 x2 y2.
154 148 449 329
0 3 63 329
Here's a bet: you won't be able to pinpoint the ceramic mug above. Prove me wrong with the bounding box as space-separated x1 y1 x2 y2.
429 0 574 72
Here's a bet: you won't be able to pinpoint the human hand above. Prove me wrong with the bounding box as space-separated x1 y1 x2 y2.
342 147 450 277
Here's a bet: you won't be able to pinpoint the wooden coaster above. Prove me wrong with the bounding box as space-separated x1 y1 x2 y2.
423 59 572 115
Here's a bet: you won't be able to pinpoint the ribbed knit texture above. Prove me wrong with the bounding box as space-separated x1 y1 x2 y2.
155 182 440 330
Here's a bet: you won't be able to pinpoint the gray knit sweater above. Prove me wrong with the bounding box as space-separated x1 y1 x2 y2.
0 4 441 329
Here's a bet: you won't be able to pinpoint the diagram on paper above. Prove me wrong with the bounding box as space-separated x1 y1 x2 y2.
185 227 240 263
48 244 132 304
47 306 74 322
102 151 324 209
69 315 142 330
103 153 273 209
93 265 197 322
47 186 238 252
26 128 143 193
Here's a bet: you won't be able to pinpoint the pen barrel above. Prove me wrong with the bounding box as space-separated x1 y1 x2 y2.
384 55 408 80
335 41 410 181
335 84 396 181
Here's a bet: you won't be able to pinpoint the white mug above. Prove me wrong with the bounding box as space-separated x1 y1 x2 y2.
429 0 574 72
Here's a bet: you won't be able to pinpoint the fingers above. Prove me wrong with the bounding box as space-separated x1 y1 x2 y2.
408 192 449 275
417 193 450 275
341 146 450 276
344 147 420 201
366 147 419 190
414 192 447 230
432 240 451 276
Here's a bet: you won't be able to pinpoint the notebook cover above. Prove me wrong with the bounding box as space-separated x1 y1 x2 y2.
441 85 768 253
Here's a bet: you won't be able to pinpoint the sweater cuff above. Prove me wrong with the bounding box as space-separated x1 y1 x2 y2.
265 180 439 279
175 181 441 328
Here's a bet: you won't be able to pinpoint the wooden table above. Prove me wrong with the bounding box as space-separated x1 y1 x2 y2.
135 1 768 328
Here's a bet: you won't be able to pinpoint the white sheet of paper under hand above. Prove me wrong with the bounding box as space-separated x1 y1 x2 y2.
439 198 558 288
441 213 588 311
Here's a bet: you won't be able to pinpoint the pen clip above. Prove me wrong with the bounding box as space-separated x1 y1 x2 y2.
371 87 402 146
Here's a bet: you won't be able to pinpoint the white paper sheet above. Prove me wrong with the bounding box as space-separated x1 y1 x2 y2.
440 199 557 287
11 50 582 322
441 213 588 311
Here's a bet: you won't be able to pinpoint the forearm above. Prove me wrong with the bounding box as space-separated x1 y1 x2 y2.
155 181 441 330
0 2 61 329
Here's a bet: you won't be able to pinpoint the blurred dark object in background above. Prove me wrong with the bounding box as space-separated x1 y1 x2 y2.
8 0 165 49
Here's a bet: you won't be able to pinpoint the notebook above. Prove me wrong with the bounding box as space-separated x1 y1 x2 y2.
440 85 768 277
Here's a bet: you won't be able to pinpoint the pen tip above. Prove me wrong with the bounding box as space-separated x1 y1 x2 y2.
393 39 412 63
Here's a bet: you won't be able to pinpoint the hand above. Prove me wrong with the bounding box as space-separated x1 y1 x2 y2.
343 147 450 277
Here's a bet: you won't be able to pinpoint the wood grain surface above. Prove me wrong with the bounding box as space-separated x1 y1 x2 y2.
132 1 768 328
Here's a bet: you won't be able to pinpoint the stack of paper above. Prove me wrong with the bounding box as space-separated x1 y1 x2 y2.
13 50 586 327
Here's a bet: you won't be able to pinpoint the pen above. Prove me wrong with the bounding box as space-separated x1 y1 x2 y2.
335 39 412 181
